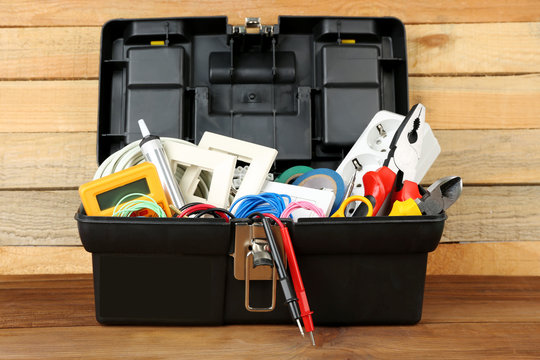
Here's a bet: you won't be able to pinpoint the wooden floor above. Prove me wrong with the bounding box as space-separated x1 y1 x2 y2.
1 275 539 359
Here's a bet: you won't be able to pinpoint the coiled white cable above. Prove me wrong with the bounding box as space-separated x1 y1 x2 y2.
94 138 214 200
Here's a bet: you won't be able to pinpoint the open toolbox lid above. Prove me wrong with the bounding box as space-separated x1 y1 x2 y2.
97 16 408 171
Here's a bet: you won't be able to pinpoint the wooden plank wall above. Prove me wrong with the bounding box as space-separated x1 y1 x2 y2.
0 1 538 275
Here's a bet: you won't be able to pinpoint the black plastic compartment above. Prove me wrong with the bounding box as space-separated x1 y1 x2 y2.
77 211 445 325
96 15 408 167
77 16 445 326
77 215 232 324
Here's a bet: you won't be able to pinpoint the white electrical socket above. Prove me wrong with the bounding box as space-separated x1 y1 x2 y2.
337 109 440 198
186 132 278 206
261 181 335 219
164 142 237 208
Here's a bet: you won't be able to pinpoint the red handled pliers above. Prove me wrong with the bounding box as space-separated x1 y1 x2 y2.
354 103 426 216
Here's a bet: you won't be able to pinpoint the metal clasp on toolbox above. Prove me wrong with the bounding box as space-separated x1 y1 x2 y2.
232 223 286 312
233 17 274 35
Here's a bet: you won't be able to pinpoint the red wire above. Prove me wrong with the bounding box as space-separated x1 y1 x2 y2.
178 204 229 221
263 213 315 334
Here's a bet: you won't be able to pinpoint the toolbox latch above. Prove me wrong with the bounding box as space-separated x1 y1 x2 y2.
233 17 273 36
245 17 261 33
232 223 286 312
244 238 277 312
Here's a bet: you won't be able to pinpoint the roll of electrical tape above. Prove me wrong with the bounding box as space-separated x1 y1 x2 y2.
292 168 345 213
275 165 313 184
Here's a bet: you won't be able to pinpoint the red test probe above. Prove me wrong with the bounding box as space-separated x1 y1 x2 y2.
263 213 316 346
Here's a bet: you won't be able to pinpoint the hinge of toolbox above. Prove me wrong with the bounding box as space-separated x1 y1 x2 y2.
232 17 274 36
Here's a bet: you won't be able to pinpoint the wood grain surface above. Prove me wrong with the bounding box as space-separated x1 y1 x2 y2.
0 81 98 132
0 132 97 189
442 186 540 243
1 186 539 246
0 274 95 329
1 242 539 276
0 27 100 80
0 191 82 245
0 0 538 276
1 130 538 189
410 75 540 129
424 130 540 185
428 243 540 276
421 276 540 323
2 76 539 133
1 3 539 359
0 275 539 358
407 22 540 75
2 275 537 327
0 247 92 275
2 323 539 359
1 0 539 26
2 23 540 80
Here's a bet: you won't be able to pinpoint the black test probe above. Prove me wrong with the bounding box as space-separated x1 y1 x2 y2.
253 214 304 337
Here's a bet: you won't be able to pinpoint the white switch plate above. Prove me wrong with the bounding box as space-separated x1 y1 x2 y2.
164 142 237 208
187 132 278 206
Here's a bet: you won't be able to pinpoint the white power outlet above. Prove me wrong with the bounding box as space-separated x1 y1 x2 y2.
337 109 440 199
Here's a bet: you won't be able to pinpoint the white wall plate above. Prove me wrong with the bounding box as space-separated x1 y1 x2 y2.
186 132 278 206
164 142 237 208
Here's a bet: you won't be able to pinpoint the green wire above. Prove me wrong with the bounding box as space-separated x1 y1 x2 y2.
112 193 167 218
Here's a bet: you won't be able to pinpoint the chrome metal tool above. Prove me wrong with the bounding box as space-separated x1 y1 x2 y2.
389 176 463 216
138 119 185 209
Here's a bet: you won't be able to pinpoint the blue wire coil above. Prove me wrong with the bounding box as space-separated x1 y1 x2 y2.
230 192 291 218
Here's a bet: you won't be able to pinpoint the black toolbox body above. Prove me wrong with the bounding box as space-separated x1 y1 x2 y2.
76 16 446 325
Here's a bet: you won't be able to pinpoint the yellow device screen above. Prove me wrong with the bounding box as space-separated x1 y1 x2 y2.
79 162 172 217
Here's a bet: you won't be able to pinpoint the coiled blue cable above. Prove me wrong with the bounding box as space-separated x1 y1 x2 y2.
230 192 291 218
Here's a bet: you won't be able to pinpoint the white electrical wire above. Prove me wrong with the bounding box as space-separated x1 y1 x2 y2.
94 137 213 199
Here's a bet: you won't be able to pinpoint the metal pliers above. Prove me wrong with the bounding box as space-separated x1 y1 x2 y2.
354 103 427 216
389 176 463 216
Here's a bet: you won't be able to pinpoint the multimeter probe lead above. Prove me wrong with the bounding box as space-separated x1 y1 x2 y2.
248 213 305 340
263 213 316 346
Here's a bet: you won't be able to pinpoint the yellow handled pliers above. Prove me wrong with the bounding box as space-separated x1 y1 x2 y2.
331 195 374 217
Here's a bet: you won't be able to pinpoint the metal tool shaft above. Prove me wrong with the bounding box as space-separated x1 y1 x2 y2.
138 119 185 209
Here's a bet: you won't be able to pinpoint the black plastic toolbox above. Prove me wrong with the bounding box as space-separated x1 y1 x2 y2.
76 16 446 325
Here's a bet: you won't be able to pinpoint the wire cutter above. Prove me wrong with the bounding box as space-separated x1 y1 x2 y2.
354 103 427 216
389 176 462 216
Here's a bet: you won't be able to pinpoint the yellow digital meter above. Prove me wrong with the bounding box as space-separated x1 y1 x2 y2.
79 162 172 217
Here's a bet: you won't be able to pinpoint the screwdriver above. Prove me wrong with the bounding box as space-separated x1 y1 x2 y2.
253 214 304 338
